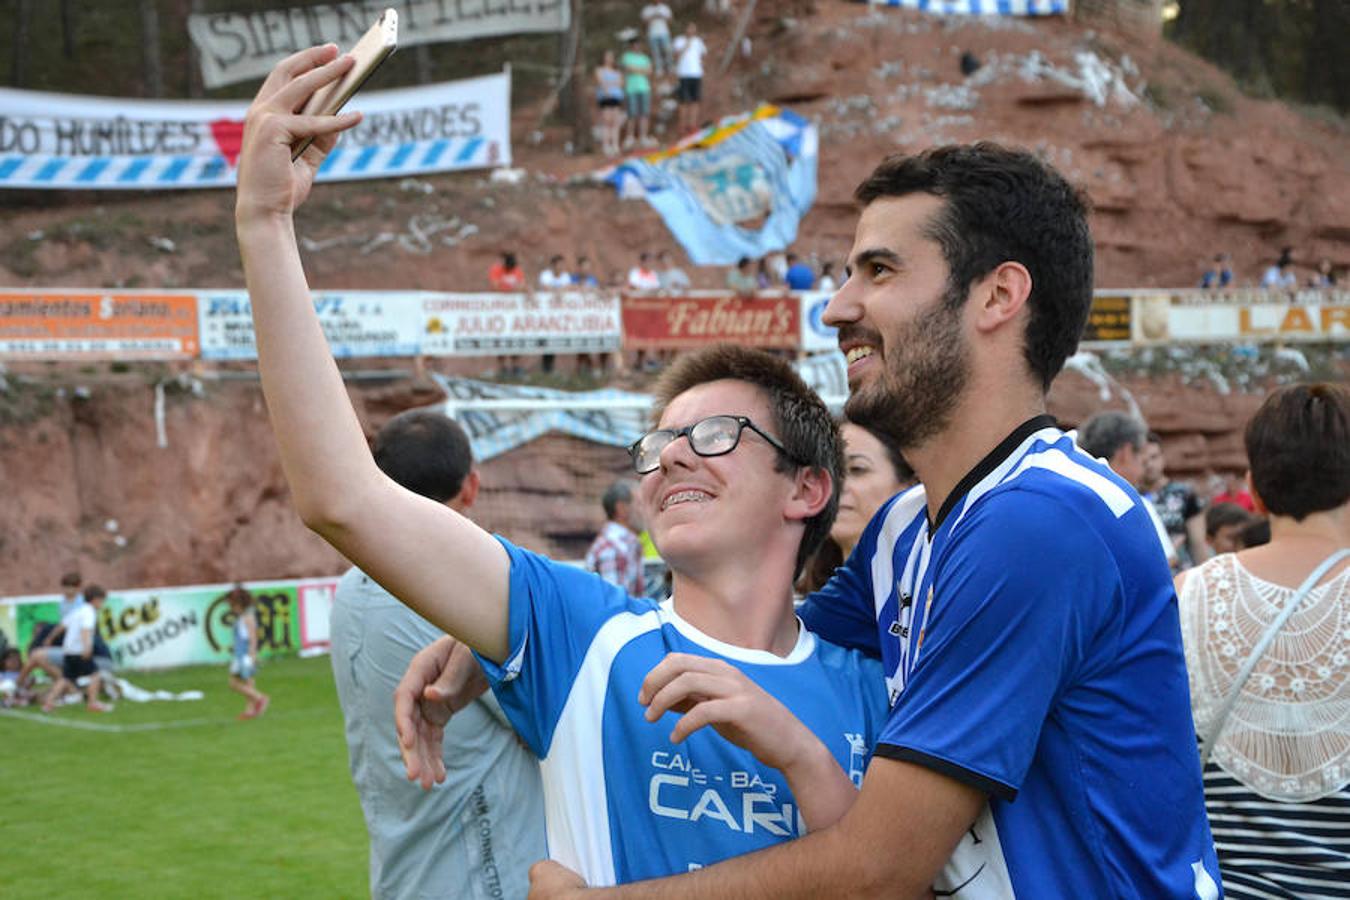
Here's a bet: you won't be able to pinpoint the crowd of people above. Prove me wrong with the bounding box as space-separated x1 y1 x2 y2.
1201 246 1341 290
488 247 837 298
592 4 716 156
480 246 839 377
9 43 1346 900
232 54 1350 896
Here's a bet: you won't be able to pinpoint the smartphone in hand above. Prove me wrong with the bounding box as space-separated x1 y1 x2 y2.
291 8 399 160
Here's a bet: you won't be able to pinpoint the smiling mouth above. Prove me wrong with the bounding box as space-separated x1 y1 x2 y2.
661 490 712 511
845 345 876 364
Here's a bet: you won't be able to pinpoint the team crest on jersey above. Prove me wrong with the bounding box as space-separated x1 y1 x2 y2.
843 733 869 787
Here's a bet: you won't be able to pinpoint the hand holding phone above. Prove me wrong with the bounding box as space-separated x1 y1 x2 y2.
291 8 399 160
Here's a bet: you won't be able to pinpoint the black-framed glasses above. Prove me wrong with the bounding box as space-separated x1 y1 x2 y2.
628 415 799 475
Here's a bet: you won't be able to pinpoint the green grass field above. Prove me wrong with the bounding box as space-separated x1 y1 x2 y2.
0 656 369 898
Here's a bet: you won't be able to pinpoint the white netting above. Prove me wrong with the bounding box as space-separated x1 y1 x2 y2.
1180 553 1350 802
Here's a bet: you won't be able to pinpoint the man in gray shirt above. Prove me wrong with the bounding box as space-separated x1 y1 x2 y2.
331 409 545 899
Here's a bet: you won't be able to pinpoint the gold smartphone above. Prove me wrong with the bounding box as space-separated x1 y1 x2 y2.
291 8 399 160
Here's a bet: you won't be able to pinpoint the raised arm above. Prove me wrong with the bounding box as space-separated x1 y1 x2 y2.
234 46 509 662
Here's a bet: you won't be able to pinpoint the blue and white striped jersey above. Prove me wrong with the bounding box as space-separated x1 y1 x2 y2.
801 415 1223 898
477 538 889 886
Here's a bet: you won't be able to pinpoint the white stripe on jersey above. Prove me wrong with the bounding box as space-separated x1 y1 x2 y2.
541 608 662 886
954 426 1063 527
871 488 928 619
1006 446 1136 518
870 489 928 703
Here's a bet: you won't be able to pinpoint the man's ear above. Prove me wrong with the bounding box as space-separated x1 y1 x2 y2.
455 468 481 511
972 261 1032 335
786 466 833 523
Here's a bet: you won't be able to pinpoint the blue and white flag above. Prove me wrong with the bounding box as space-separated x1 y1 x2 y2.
608 106 818 266
0 71 510 191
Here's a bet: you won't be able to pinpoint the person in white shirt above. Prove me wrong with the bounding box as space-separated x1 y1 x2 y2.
641 3 674 78
627 251 661 291
817 261 838 293
540 254 572 290
673 22 709 134
40 585 111 713
1260 246 1298 289
657 250 691 293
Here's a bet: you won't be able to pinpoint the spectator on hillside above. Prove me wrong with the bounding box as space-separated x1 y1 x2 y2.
765 250 789 285
785 252 816 291
572 255 600 288
673 21 709 135
488 251 526 291
1260 247 1298 289
1078 411 1178 569
584 480 646 597
536 256 570 374
539 254 570 291
537 255 569 375
1204 502 1253 556
756 257 774 290
331 411 545 899
627 252 661 291
641 3 674 79
41 584 110 714
1309 258 1337 288
657 250 691 293
1140 432 1208 567
726 256 756 296
489 252 527 377
620 37 655 150
817 261 838 292
571 257 604 374
594 50 625 158
1176 383 1349 899
1211 471 1257 512
1200 253 1233 289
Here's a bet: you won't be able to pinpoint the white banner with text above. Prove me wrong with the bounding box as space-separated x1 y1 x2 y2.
0 72 510 190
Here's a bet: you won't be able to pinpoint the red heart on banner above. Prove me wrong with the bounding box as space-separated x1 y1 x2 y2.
209 118 245 167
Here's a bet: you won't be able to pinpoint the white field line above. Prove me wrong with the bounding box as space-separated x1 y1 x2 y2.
0 706 326 733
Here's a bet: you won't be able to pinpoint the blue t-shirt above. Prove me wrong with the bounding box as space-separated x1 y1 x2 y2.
477 539 888 887
800 416 1222 898
784 264 815 291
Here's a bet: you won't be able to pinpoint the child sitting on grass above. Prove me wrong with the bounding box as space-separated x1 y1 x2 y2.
226 585 269 720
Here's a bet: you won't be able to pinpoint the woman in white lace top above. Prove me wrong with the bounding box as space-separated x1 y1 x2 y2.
1176 382 1350 899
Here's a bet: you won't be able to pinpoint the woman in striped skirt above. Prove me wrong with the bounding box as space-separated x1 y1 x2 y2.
1177 383 1350 899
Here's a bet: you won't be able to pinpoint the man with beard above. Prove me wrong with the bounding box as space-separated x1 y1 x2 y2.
530 145 1221 897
